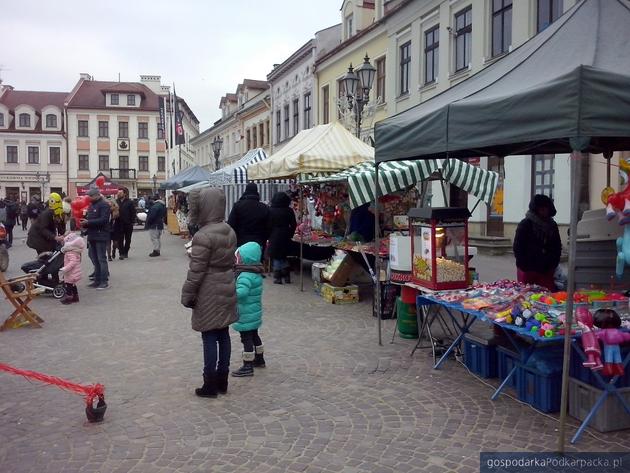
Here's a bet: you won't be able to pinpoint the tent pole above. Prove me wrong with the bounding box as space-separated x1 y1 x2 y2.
439 171 449 205
375 162 383 346
299 184 304 292
557 150 582 453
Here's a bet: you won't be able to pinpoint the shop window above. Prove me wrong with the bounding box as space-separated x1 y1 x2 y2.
531 154 555 198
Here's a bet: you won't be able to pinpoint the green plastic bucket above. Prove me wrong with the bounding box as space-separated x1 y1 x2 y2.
397 297 418 339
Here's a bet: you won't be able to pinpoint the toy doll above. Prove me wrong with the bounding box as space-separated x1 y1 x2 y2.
576 307 603 371
593 308 630 377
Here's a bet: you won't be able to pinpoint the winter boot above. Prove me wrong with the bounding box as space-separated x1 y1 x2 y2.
149 250 160 257
282 268 291 284
71 285 80 303
60 284 74 305
273 270 283 284
253 345 266 368
195 374 218 398
216 371 229 394
232 352 255 377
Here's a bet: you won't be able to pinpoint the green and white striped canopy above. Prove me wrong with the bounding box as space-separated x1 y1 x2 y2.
302 158 498 209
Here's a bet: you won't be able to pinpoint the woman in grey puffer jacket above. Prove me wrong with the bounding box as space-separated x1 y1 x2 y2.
181 187 237 398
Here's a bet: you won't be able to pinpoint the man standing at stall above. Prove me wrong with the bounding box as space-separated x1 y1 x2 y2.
116 188 136 260
227 183 270 262
81 188 111 290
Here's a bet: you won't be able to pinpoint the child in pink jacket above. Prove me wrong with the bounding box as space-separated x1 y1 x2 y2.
59 232 85 305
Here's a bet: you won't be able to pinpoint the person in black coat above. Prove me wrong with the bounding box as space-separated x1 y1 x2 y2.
145 195 166 257
81 188 112 289
513 194 562 291
116 188 136 260
227 183 270 259
26 207 58 254
1 198 18 248
267 192 297 284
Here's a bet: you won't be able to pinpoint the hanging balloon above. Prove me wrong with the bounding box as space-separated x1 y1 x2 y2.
95 176 106 189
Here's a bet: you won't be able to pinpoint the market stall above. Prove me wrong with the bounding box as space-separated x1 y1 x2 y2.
373 0 630 450
160 165 213 190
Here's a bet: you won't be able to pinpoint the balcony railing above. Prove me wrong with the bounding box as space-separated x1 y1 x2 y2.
109 168 137 180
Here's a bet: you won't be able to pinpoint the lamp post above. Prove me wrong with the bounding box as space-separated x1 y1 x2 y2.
212 136 224 170
152 174 158 194
35 171 51 199
342 54 377 138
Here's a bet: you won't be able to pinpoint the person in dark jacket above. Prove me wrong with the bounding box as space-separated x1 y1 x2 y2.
2 198 18 247
116 188 136 260
267 192 297 284
26 204 58 254
81 188 111 290
20 200 28 231
27 196 43 225
227 183 270 258
145 194 166 257
513 194 562 291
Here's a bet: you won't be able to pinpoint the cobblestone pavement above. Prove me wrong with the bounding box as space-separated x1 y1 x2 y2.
0 227 628 473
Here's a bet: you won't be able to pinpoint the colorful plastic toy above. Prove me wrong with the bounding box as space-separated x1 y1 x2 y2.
576 307 603 371
593 308 630 377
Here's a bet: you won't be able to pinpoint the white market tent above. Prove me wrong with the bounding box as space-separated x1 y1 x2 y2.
247 122 374 180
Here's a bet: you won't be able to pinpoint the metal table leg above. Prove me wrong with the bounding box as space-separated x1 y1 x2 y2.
433 310 477 370
491 326 537 401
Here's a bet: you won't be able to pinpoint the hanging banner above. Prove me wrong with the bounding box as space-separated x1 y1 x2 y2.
158 97 166 140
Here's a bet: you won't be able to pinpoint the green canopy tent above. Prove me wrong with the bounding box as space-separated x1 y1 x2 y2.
372 0 630 452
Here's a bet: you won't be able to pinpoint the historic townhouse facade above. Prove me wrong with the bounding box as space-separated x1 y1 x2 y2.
268 24 341 153
0 85 68 200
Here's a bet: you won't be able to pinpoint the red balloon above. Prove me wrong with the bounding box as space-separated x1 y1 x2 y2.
80 196 91 207
95 176 106 189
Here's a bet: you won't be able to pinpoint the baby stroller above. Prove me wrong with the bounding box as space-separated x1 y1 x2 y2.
20 249 66 299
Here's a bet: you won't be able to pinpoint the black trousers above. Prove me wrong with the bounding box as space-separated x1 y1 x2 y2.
118 224 133 256
239 330 262 353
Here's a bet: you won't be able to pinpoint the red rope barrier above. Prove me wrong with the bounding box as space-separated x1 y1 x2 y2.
0 363 104 405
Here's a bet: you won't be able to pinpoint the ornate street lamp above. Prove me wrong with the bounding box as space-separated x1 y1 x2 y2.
343 54 377 138
35 171 51 198
212 136 224 170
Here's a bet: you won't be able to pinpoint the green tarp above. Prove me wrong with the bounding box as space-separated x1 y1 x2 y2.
375 0 630 163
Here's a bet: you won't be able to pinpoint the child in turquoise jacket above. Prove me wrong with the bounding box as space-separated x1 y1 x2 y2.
232 241 266 377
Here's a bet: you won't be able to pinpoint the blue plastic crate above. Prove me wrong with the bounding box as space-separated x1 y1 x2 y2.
516 364 563 413
463 334 498 379
497 346 519 389
570 345 630 388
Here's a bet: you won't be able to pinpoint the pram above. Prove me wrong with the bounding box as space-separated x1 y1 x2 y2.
20 250 66 299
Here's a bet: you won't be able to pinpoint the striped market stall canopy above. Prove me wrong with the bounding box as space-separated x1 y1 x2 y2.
207 148 269 185
304 158 498 209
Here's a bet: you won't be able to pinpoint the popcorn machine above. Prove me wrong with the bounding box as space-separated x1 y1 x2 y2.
408 207 471 290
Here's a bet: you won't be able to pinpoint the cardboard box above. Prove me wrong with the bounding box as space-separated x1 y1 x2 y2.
321 283 359 304
324 254 358 286
311 262 327 283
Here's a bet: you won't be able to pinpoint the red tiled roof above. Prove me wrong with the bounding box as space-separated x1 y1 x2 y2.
66 80 159 111
0 89 68 111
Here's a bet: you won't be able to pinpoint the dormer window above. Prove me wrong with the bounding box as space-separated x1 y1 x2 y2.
46 114 57 128
0 113 4 127
19 113 31 128
111 94 119 105
345 13 354 39
127 94 136 106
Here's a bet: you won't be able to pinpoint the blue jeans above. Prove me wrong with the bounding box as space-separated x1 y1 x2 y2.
201 327 231 376
604 344 622 364
272 258 289 271
88 240 109 284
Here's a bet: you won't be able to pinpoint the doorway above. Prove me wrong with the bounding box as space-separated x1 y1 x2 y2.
487 156 505 236
5 187 19 201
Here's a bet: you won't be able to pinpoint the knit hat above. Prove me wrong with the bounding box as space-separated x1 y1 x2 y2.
87 188 101 197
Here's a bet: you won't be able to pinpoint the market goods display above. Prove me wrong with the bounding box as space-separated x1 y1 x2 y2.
413 256 466 283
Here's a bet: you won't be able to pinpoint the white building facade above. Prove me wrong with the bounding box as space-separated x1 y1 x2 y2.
0 86 68 200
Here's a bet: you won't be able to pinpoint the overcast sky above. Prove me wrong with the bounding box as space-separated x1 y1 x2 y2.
0 0 341 130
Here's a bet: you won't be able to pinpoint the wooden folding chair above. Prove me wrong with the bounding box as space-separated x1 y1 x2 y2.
0 272 44 331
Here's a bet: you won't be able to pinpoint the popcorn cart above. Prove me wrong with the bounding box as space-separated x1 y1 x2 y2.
408 207 471 290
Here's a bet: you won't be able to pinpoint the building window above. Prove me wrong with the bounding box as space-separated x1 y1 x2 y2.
49 146 61 164
532 155 555 198
158 156 165 172
78 154 89 171
0 113 4 127
303 93 312 129
293 99 299 136
283 104 289 139
78 120 89 137
399 41 411 95
253 128 257 148
375 57 386 101
275 110 281 143
98 155 109 171
19 113 31 128
6 145 18 164
46 114 57 128
139 156 149 172
424 26 439 84
492 0 512 57
345 14 354 39
322 85 330 124
98 121 109 138
119 121 128 138
127 94 136 106
537 0 562 32
138 122 149 139
111 94 119 105
157 124 164 140
246 129 251 150
455 6 473 72
119 155 129 171
27 146 39 164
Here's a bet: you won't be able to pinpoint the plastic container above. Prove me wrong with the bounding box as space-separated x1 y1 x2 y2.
396 297 418 339
463 334 498 378
497 346 520 389
400 285 418 305
569 377 630 432
516 363 562 413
